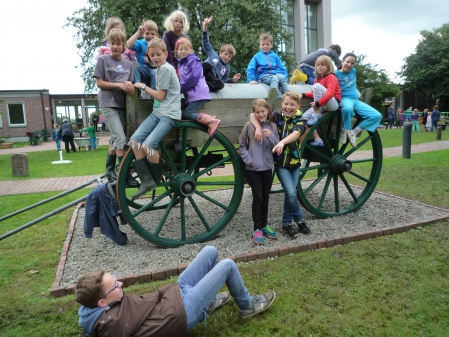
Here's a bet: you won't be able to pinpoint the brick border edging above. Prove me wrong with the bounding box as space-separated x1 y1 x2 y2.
49 200 449 297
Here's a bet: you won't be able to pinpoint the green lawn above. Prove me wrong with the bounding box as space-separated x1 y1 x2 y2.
0 149 449 336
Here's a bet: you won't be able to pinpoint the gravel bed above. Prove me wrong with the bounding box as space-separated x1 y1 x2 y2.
61 185 449 286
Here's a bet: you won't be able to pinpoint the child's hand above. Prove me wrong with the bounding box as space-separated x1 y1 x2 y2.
138 19 146 35
272 141 285 155
249 81 258 85
262 128 271 138
202 16 213 31
123 81 134 94
232 73 241 82
254 128 262 142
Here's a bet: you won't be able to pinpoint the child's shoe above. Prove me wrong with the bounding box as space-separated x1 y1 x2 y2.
309 138 324 146
239 291 276 318
281 223 298 238
295 219 311 234
206 291 231 314
261 224 277 239
252 229 265 245
307 113 322 126
347 130 357 147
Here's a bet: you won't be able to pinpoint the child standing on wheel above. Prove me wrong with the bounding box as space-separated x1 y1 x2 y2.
251 91 311 238
239 99 279 245
130 38 181 200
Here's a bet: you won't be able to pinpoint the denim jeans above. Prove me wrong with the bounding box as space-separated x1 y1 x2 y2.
178 246 252 330
259 73 289 97
134 63 157 90
182 100 208 121
55 140 60 152
431 120 438 132
102 107 126 150
274 165 303 223
130 113 178 150
300 66 315 85
90 137 96 149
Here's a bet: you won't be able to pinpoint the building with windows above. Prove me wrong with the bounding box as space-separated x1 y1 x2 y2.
281 0 332 63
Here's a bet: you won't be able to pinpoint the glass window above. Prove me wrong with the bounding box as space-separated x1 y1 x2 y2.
7 103 26 126
305 1 318 54
280 0 295 55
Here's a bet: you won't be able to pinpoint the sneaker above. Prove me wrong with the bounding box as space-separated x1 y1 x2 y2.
282 223 298 238
252 229 265 245
240 291 276 318
309 138 324 146
261 225 277 239
296 219 311 234
347 130 357 147
206 291 231 314
306 113 321 126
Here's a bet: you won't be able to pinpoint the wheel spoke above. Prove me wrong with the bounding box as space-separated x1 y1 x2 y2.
180 198 186 241
194 190 230 211
180 128 188 172
132 189 174 217
317 174 332 210
303 168 330 195
193 155 231 179
333 174 340 213
196 181 237 186
301 162 329 172
351 157 376 164
187 137 214 174
154 196 177 237
348 170 371 184
187 196 212 232
160 142 179 175
339 173 359 202
303 143 331 162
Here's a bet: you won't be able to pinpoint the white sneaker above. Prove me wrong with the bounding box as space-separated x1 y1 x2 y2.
347 130 357 147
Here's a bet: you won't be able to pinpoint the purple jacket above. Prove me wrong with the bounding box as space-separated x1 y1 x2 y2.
178 53 211 104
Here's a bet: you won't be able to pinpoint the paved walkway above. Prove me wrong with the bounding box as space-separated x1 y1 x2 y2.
0 139 448 196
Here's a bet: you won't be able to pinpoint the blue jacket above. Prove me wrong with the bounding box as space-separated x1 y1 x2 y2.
246 50 288 82
52 129 61 141
178 53 211 105
202 31 232 83
84 183 128 245
431 109 440 122
239 120 279 171
387 108 395 119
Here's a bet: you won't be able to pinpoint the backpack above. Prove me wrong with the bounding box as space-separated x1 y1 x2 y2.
202 62 224 92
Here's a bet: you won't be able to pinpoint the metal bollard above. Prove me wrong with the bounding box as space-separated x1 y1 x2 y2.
402 122 412 159
436 126 442 140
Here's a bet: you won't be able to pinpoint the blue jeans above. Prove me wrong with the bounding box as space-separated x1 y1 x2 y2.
259 73 289 97
90 137 96 149
300 66 315 85
55 140 60 152
340 98 382 132
431 120 438 132
130 113 178 150
178 246 252 330
182 100 208 121
274 165 303 223
133 63 156 90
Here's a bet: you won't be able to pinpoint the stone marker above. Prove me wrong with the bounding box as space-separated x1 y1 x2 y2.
436 126 442 140
11 153 29 177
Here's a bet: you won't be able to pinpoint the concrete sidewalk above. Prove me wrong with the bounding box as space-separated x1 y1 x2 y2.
0 140 448 196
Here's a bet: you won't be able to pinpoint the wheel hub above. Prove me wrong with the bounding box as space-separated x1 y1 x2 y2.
172 173 196 197
331 154 352 174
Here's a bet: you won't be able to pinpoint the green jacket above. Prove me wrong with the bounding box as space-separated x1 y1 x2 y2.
80 125 96 138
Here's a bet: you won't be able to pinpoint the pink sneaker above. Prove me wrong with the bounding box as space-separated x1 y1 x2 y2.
252 229 265 245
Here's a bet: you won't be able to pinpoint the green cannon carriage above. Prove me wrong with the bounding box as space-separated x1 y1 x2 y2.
115 84 382 248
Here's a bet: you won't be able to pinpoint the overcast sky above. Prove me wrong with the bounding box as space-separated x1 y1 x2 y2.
0 0 448 94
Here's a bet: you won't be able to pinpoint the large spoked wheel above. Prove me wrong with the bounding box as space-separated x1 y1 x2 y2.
116 122 244 248
297 110 383 218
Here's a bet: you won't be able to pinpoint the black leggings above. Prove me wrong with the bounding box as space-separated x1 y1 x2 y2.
246 169 273 230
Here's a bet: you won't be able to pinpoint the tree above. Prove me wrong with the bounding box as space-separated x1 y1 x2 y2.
355 54 401 112
66 0 295 93
399 23 449 111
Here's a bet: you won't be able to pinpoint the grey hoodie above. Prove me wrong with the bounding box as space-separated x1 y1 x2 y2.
239 120 279 171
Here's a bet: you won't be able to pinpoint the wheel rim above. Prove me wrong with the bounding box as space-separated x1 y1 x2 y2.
297 110 383 218
117 122 244 247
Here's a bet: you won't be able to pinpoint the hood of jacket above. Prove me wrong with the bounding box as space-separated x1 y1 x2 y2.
78 306 106 336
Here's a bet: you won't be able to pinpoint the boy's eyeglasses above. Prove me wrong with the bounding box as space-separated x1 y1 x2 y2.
100 274 118 299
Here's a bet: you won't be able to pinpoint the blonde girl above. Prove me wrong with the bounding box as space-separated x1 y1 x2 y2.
239 99 279 244
163 10 190 68
302 55 341 146
97 17 137 63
